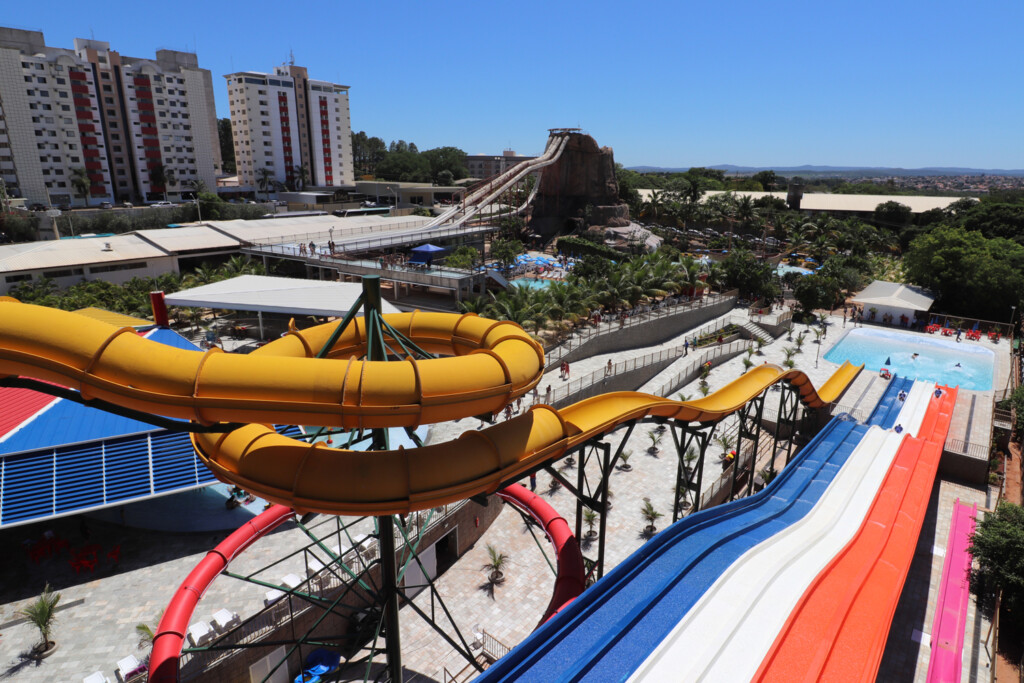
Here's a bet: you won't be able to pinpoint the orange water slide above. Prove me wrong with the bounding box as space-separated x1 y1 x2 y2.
0 301 862 516
754 385 957 683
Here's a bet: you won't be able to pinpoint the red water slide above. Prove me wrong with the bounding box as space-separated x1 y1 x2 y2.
148 504 296 683
496 483 586 625
754 385 957 683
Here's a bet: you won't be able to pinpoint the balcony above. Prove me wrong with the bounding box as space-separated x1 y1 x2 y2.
80 136 98 145
83 148 100 157
141 126 158 136
133 76 151 86
69 71 87 81
139 114 156 124
73 97 92 108
85 161 102 170
138 101 154 111
144 149 162 159
90 185 106 195
71 83 89 94
77 123 96 133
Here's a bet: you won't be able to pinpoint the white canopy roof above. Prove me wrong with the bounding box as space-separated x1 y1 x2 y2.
164 275 398 317
849 280 935 312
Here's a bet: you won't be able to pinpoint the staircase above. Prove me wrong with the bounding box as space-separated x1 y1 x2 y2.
736 319 773 344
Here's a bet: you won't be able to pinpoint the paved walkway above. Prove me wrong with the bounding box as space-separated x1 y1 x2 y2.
0 311 1010 682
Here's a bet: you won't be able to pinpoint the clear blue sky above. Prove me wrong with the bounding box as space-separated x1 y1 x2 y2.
10 0 1024 170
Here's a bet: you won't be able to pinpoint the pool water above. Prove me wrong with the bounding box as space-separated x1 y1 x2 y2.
512 278 553 290
776 264 812 276
824 327 995 391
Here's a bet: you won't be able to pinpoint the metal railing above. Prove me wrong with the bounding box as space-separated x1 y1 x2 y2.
944 438 990 460
244 221 494 258
544 290 738 368
652 340 752 399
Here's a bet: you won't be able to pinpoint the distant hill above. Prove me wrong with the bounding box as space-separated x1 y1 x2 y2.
627 164 1024 177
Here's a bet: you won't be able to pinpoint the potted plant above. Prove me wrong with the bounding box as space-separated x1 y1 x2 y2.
742 356 754 370
19 583 61 659
548 475 562 492
698 383 711 397
676 392 692 402
647 432 662 455
583 508 599 539
482 545 510 583
756 337 766 354
641 501 664 534
684 446 698 473
618 450 633 471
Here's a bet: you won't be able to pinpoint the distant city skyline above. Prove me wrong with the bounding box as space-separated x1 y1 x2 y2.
9 0 1023 169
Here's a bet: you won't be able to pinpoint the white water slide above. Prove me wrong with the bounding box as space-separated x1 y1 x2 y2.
423 133 571 231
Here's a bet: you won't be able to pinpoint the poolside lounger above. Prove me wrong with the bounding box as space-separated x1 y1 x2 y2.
83 672 110 683
211 608 241 633
263 588 285 606
186 620 214 647
115 654 141 682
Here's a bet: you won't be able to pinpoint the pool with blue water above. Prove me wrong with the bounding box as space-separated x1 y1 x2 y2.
824 327 995 391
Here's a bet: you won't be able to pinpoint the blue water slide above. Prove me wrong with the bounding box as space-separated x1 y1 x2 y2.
867 376 914 428
478 415 870 682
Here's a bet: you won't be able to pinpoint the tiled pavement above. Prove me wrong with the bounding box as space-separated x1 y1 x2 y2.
0 312 1009 682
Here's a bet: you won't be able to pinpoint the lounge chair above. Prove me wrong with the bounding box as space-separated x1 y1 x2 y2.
115 655 141 682
211 608 241 633
186 620 214 647
83 673 109 683
264 588 285 607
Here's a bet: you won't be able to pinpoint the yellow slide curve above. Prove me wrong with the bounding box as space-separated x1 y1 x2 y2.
0 301 861 516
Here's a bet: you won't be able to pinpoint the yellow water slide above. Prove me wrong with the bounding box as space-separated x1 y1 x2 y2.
0 301 861 515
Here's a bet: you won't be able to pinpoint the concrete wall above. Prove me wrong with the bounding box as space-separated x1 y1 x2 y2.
553 296 735 370
939 450 989 486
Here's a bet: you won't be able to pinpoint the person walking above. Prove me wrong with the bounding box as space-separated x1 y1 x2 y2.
605 359 613 376
545 385 552 403
564 362 570 380
684 338 690 355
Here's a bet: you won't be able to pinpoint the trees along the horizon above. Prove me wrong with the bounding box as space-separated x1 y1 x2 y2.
903 224 1024 320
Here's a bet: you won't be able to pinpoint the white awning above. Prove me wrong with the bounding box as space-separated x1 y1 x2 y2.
849 280 935 312
164 275 398 317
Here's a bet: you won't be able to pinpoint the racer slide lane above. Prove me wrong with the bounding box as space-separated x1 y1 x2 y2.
926 499 978 683
478 413 870 682
0 301 861 515
754 385 958 683
629 382 935 681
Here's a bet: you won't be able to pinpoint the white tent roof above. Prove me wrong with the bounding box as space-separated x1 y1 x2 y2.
849 280 935 312
164 275 398 317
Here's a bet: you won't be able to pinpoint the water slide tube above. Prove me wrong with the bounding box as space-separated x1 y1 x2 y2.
925 499 978 683
477 414 869 681
629 383 933 681
149 504 296 683
754 385 958 683
0 301 863 516
495 484 585 625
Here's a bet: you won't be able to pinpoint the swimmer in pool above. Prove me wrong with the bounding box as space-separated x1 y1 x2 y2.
955 362 961 368
912 353 919 359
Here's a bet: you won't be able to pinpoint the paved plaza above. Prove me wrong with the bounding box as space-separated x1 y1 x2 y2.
0 308 1009 682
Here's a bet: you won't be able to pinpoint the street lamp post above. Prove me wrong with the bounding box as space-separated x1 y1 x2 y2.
195 197 202 223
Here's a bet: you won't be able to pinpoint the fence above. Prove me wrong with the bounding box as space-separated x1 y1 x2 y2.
651 340 753 399
545 290 738 368
244 221 493 257
944 438 990 460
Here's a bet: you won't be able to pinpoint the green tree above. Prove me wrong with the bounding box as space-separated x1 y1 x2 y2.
255 167 274 201
217 118 235 174
70 167 93 207
751 170 778 191
793 273 841 317
18 583 61 652
873 200 913 232
376 151 431 182
970 501 1024 623
445 245 480 271
292 163 310 192
490 238 524 269
721 249 779 302
149 164 167 200
421 146 468 183
903 224 1024 320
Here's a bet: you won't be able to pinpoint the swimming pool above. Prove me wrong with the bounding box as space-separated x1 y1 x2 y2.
824 328 995 391
776 264 812 276
512 278 553 290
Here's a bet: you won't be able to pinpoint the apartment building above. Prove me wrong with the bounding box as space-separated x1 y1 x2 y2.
465 150 537 180
0 27 221 207
225 64 353 191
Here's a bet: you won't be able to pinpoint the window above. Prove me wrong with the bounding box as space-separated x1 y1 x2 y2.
5 274 33 284
36 76 47 83
61 105 70 111
56 77 65 85
70 156 80 162
24 76 32 83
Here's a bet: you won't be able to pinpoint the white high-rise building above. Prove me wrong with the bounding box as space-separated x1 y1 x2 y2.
225 63 353 191
0 27 221 207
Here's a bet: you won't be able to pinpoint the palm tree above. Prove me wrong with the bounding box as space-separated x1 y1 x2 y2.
255 167 274 201
149 164 167 200
184 177 208 198
293 163 311 191
583 508 599 538
19 583 61 654
481 544 510 583
70 167 92 207
163 168 177 202
641 500 663 533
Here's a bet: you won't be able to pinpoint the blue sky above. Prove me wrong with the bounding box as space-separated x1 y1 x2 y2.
10 0 1024 169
